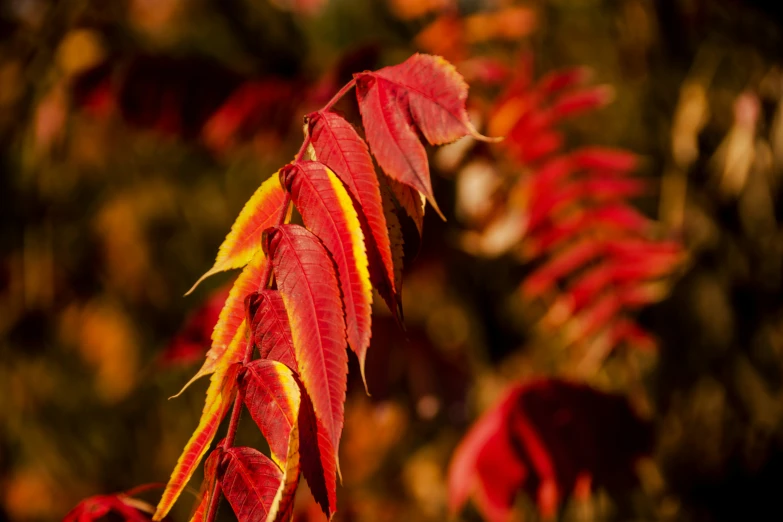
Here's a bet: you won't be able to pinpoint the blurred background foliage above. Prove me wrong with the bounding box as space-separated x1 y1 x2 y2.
2 0 783 521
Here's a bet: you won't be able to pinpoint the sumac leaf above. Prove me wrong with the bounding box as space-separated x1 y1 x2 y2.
298 389 338 518
187 175 289 295
65 486 159 522
307 111 397 314
246 290 297 370
244 292 337 517
188 446 222 522
263 224 347 464
355 53 498 216
281 162 372 385
384 176 425 237
355 73 438 216
175 249 268 397
239 360 300 469
154 353 243 520
369 53 493 145
218 447 289 522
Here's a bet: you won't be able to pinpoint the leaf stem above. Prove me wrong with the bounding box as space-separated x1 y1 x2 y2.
322 78 356 112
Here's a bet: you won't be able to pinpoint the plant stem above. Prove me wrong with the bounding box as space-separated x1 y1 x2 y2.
322 78 356 112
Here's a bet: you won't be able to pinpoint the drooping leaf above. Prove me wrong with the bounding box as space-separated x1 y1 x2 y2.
239 360 300 469
187 175 289 295
244 292 337 517
384 175 425 236
448 389 527 522
263 224 348 462
365 53 496 145
188 445 222 522
380 182 405 315
175 250 268 396
307 111 396 305
218 447 289 522
238 360 302 521
298 388 338 518
355 72 440 216
281 162 372 386
153 336 245 520
246 290 297 370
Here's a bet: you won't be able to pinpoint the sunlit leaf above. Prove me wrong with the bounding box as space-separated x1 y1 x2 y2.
281 162 372 386
187 175 289 295
153 334 245 520
308 111 397 315
263 224 347 464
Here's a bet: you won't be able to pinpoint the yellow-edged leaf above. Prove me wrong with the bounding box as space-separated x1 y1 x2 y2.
186 175 289 295
153 323 247 520
174 250 267 397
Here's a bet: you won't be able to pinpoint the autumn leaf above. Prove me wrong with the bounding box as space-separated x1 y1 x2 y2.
239 360 300 469
65 485 161 522
384 176 425 237
238 360 302 520
245 291 337 517
154 340 244 520
354 53 499 218
369 54 495 145
174 249 268 397
448 380 653 521
281 162 372 385
380 182 405 312
188 445 222 522
298 391 338 519
186 175 289 295
246 290 297 371
218 446 295 522
263 224 348 465
307 111 397 315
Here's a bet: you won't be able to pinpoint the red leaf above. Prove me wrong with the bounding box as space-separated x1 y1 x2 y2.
242 301 337 517
307 111 396 305
369 54 494 145
239 360 302 521
188 446 222 522
521 240 603 299
154 354 243 520
551 86 614 119
218 447 287 522
538 67 591 94
264 224 348 464
448 389 527 522
66 486 161 522
448 380 652 521
384 176 425 236
355 73 438 215
281 162 372 386
246 290 297 371
239 360 300 469
571 147 638 173
186 175 289 295
174 250 267 397
298 388 338 518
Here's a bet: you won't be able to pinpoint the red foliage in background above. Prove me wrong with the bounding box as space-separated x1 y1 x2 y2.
448 380 652 521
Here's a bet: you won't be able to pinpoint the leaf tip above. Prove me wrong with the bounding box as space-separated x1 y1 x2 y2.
185 269 217 296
